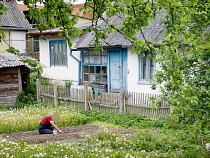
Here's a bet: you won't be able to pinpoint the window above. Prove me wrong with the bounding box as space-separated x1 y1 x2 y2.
82 50 107 84
33 37 39 51
49 40 67 67
138 53 155 83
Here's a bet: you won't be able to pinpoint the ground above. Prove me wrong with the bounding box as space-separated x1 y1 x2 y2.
1 125 139 144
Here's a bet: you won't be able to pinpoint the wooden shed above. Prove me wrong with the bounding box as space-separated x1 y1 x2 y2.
0 53 30 105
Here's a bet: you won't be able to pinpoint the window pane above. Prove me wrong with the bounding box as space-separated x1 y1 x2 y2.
95 56 101 64
82 50 107 84
55 44 59 66
90 66 94 73
102 56 107 64
83 50 88 56
150 59 155 80
95 66 101 82
84 56 89 63
89 56 95 63
139 54 156 82
89 74 95 82
84 74 89 81
140 57 147 80
84 66 89 73
89 50 94 55
101 50 107 55
49 40 67 67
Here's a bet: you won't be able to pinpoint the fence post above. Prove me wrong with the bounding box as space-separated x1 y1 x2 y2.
36 79 41 102
119 87 125 113
84 85 89 111
54 84 58 106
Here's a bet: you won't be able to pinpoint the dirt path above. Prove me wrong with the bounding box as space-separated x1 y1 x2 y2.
1 125 139 144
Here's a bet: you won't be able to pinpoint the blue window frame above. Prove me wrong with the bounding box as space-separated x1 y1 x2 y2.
49 40 67 66
138 53 156 83
82 50 107 84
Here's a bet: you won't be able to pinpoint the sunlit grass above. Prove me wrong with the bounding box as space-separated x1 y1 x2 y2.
0 104 87 133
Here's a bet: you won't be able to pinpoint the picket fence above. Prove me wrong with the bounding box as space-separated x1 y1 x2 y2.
37 83 171 120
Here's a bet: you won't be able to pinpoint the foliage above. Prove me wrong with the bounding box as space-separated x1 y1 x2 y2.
0 105 209 157
5 46 20 53
80 110 165 129
4 0 207 131
0 0 209 153
16 70 38 105
41 77 51 85
18 0 81 47
81 1 210 131
65 80 73 87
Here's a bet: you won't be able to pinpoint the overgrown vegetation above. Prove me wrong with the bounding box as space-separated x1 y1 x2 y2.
16 70 38 106
0 105 209 157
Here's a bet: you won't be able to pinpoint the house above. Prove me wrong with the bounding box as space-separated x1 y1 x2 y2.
0 1 31 54
74 14 165 93
27 22 92 84
26 3 93 84
0 52 30 105
16 2 92 60
28 5 164 94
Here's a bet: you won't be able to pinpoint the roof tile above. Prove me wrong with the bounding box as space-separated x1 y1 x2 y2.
0 1 31 29
0 53 26 68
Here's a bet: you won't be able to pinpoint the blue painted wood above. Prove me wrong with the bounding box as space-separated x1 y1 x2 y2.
108 48 127 92
122 48 128 91
49 40 67 67
109 50 121 92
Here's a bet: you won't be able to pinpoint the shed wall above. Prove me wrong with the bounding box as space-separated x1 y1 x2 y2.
0 67 20 105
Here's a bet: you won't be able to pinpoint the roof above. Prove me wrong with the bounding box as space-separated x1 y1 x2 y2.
0 1 31 30
27 21 93 36
17 4 43 12
75 14 165 49
0 53 26 68
71 4 93 19
17 3 92 19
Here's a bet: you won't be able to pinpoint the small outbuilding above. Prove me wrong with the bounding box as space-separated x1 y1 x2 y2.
0 52 30 105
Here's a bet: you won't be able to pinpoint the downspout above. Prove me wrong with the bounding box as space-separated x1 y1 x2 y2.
70 49 81 85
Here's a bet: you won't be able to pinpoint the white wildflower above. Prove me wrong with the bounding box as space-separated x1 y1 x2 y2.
206 143 210 151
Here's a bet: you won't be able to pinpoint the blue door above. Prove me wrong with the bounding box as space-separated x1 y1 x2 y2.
108 49 127 92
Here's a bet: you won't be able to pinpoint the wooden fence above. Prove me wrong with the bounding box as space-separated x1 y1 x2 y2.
37 81 171 120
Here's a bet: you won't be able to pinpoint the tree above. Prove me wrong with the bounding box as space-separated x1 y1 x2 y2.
0 0 209 130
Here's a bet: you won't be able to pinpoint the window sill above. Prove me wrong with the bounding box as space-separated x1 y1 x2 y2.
137 81 154 85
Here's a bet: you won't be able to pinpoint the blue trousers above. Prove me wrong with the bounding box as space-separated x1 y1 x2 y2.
38 124 53 134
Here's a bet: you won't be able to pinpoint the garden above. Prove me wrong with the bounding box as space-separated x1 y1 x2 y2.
0 104 209 158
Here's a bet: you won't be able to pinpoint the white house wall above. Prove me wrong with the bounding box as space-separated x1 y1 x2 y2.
39 36 80 84
127 47 161 94
10 30 27 53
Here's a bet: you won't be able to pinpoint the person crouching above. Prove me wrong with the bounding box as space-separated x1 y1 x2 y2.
38 112 62 134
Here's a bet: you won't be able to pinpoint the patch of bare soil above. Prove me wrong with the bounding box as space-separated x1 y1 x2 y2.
1 125 139 144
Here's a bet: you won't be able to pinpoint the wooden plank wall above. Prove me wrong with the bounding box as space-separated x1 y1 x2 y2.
0 67 19 105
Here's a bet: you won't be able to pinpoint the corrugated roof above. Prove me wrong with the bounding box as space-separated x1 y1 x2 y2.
0 52 26 68
0 1 31 29
75 14 165 49
27 21 93 36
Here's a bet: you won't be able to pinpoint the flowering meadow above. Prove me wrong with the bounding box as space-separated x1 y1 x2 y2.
0 104 209 158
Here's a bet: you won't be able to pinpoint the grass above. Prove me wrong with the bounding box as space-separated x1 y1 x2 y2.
0 104 209 158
